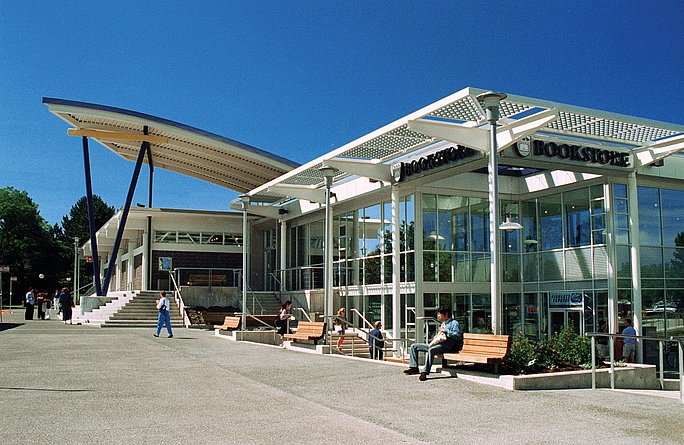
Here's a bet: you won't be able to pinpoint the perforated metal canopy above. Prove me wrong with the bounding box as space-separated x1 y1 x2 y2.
43 98 299 193
247 87 684 201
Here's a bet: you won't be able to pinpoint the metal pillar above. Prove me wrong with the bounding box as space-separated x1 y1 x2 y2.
479 92 507 335
605 183 619 335
82 137 102 296
239 195 250 333
280 220 287 291
391 186 401 348
101 139 149 295
628 172 643 362
73 237 79 302
320 166 338 327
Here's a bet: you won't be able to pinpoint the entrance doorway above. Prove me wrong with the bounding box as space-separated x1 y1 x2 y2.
549 309 583 336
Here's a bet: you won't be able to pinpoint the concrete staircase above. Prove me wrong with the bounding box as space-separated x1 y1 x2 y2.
331 331 372 359
247 292 282 315
102 291 184 329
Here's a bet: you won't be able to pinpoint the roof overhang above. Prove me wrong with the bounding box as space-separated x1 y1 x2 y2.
245 86 684 205
43 98 299 193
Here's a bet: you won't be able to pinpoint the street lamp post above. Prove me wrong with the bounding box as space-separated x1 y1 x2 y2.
477 91 507 335
319 165 338 331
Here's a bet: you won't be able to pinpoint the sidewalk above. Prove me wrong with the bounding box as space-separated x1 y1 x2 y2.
1 311 683 444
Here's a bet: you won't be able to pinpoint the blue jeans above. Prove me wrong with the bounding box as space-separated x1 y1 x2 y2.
156 310 173 336
409 340 461 374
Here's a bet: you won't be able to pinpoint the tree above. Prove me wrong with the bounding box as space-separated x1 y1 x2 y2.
58 195 115 287
0 187 58 297
60 195 115 244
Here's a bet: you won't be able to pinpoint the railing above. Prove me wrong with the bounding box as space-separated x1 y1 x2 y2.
349 308 375 331
418 316 441 342
168 271 191 327
586 332 683 404
236 271 266 315
324 314 413 361
237 312 277 330
268 271 284 301
275 266 325 291
295 307 312 322
174 267 242 290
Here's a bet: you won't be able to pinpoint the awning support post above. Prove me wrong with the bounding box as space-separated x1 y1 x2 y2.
82 136 103 296
101 135 149 295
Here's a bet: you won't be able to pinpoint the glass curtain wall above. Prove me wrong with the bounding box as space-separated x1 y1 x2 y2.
637 186 684 337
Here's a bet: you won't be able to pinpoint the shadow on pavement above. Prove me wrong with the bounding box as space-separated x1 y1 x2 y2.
0 387 92 392
0 323 24 332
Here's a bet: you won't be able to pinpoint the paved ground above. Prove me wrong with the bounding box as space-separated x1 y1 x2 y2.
1 311 683 445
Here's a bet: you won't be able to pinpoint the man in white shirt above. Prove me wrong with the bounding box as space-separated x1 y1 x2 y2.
25 287 35 320
154 291 173 338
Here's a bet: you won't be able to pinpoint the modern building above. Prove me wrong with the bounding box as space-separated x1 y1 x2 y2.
46 88 684 364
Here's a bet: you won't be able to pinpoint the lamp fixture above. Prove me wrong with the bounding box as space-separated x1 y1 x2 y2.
499 216 523 232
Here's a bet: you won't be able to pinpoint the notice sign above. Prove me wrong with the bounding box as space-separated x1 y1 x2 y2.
0 266 9 273
86 256 93 263
159 257 173 271
10 276 17 281
549 291 584 308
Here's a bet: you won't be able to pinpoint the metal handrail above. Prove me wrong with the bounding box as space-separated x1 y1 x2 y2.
295 307 312 322
268 271 284 303
237 312 277 330
349 308 375 330
236 271 265 315
418 316 441 342
586 332 683 404
168 271 190 327
324 314 413 361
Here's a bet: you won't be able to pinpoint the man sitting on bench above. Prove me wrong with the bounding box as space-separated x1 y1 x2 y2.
403 306 463 381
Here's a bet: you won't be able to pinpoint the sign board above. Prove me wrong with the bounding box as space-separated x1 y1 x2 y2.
86 256 93 263
159 257 173 271
0 266 9 273
10 276 17 281
549 291 584 308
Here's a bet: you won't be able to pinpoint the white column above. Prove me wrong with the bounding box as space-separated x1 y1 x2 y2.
324 184 334 326
127 241 135 290
115 251 122 291
391 186 401 348
141 234 148 291
241 199 249 333
604 183 619 336
628 172 643 362
280 220 287 291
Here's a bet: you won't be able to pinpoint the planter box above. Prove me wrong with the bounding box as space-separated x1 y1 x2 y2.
439 364 660 391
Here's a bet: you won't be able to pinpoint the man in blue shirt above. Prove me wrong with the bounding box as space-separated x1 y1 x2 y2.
621 318 637 362
404 306 463 381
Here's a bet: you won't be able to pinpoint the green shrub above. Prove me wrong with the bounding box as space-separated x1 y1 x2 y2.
503 325 593 375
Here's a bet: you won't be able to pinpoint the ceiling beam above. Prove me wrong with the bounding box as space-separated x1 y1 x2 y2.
324 158 392 183
632 133 684 169
68 128 168 144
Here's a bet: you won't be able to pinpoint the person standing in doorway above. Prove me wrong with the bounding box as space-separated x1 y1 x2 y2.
621 318 637 362
154 291 173 338
24 287 35 320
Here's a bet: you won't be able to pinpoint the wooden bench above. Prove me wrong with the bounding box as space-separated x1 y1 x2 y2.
440 333 511 373
187 274 229 286
213 316 241 331
283 321 325 345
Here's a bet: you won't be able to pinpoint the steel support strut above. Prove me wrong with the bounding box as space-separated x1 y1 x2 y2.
101 135 149 295
82 136 103 296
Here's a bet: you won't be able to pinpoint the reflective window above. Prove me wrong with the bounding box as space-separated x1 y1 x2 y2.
638 187 662 246
564 188 591 247
539 194 563 250
661 189 684 247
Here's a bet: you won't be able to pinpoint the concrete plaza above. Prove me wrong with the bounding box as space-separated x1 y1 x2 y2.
1 311 682 445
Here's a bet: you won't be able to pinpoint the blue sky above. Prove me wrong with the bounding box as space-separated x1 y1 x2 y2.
1 1 683 226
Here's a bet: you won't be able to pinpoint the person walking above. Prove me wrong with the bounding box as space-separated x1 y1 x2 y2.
59 288 73 325
154 291 173 338
621 318 637 362
24 287 35 320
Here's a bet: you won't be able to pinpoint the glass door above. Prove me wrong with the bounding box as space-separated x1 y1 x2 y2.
549 309 583 336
